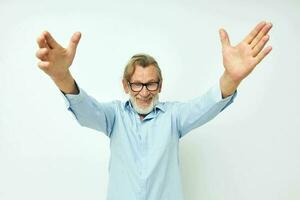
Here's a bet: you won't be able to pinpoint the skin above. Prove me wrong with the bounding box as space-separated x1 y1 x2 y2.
122 65 162 119
36 21 273 116
219 21 273 97
36 31 81 94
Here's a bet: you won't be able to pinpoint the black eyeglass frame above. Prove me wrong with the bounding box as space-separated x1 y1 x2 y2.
127 81 160 92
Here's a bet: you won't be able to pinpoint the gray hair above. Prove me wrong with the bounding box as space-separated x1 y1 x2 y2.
123 53 162 82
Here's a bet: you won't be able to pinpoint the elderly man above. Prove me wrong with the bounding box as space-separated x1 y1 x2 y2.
36 21 272 200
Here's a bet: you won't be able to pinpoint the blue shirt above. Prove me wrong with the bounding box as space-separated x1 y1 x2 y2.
63 83 236 200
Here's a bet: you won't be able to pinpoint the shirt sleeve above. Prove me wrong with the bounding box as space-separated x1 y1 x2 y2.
61 86 116 137
175 82 237 138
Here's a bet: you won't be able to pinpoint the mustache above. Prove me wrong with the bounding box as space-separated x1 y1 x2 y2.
136 97 152 100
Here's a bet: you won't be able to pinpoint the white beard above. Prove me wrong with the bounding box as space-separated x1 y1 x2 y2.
130 94 159 115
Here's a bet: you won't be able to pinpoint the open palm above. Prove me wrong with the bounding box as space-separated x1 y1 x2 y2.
220 21 273 83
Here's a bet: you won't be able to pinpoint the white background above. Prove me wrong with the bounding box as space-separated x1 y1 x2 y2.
0 0 299 199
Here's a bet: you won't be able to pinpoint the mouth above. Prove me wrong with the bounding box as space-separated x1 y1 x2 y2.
136 98 152 106
130 94 159 115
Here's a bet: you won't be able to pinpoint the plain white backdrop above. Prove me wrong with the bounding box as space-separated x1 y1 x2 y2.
0 0 299 199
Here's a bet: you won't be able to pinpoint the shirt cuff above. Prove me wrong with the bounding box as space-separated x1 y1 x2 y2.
60 84 86 108
210 81 237 103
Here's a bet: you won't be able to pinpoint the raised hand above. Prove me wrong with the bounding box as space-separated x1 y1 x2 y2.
219 21 273 97
36 31 81 81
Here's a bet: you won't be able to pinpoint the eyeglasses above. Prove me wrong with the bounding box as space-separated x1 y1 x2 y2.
128 81 160 92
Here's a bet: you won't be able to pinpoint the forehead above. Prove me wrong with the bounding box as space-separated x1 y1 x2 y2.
130 64 159 82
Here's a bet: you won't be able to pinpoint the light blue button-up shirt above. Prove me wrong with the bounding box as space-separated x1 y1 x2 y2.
63 82 236 200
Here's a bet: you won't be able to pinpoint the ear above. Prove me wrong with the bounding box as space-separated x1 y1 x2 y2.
158 80 163 93
122 79 129 94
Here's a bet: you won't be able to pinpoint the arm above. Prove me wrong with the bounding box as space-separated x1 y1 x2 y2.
175 82 236 138
35 31 116 136
176 21 272 137
219 21 273 98
63 85 116 136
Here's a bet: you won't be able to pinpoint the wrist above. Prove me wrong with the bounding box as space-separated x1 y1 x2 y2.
220 71 240 98
51 71 79 94
51 70 72 83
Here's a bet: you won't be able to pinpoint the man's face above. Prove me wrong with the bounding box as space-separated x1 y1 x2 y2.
123 64 162 115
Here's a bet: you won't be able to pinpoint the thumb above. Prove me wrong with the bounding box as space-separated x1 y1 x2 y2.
68 32 81 57
219 28 231 48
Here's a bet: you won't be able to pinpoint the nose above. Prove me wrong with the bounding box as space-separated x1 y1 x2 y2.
139 85 150 97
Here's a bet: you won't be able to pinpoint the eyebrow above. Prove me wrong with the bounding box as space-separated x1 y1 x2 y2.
130 79 159 83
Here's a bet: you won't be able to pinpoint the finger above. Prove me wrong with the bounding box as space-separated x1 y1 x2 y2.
243 21 266 44
219 28 231 48
36 48 49 61
252 35 269 57
37 35 50 49
254 46 272 66
43 31 61 49
37 61 50 69
67 32 81 58
250 22 272 49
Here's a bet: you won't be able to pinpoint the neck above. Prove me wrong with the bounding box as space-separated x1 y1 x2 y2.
139 114 146 120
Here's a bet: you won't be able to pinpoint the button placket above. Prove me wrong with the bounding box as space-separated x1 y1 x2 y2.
138 121 148 199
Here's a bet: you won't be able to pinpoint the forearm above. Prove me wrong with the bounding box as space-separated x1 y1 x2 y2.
219 71 240 99
51 71 79 94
